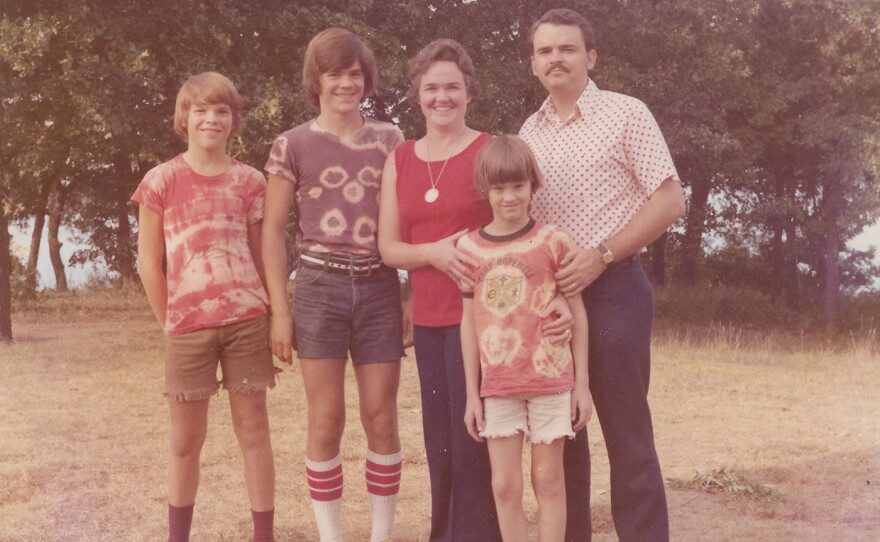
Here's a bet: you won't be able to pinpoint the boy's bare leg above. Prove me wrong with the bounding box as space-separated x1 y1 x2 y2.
229 390 274 511
487 434 529 542
167 398 210 506
301 358 348 541
355 361 402 541
532 438 567 542
354 361 401 454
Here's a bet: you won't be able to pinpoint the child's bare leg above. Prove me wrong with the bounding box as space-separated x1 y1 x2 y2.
487 434 529 542
229 390 274 511
354 361 401 453
354 360 402 542
301 358 348 541
302 358 348 459
531 438 566 542
167 398 209 506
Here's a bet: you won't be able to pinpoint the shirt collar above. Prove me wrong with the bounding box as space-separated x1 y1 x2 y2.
536 79 599 125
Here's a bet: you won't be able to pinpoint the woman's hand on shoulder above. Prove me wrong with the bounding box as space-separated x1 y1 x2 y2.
430 230 478 289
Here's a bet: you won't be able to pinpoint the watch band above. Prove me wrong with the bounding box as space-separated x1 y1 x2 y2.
597 243 614 264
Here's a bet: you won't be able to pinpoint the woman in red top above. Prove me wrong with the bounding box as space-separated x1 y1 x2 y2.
378 39 501 541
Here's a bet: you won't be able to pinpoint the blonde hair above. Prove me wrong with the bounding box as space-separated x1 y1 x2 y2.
473 135 543 197
173 72 243 141
302 28 378 109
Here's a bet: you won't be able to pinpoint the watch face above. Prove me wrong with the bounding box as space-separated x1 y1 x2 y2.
603 252 614 264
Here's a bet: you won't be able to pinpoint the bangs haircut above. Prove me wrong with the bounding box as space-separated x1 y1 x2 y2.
174 71 243 141
302 28 378 108
473 135 543 198
406 38 480 105
528 8 596 53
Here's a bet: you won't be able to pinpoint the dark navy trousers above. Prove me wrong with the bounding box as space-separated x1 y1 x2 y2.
413 325 502 542
564 255 669 542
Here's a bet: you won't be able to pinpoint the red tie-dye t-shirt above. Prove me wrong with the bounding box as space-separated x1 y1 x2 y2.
458 220 576 397
131 155 269 336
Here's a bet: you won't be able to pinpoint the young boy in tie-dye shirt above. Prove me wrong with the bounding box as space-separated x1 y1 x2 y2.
132 72 277 542
458 135 591 542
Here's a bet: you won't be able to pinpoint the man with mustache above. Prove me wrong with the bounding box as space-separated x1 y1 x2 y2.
519 8 686 542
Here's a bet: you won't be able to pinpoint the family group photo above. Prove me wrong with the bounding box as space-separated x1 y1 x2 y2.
1 1 878 541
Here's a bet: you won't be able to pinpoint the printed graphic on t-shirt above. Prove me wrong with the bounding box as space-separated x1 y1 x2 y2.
458 222 577 396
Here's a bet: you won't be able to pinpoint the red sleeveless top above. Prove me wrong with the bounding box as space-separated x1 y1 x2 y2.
394 133 493 327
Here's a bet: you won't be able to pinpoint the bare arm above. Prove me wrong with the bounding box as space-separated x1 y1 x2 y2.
136 205 167 331
460 298 485 442
557 178 686 296
567 294 592 431
248 219 267 290
378 151 478 288
261 173 296 365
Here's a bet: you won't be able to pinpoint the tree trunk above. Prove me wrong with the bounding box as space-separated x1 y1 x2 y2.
47 188 69 292
114 155 137 286
647 233 667 285
24 178 54 297
679 176 709 286
116 194 136 286
0 205 13 342
822 176 841 333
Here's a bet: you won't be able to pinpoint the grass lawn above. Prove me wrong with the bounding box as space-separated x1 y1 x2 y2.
1 290 878 540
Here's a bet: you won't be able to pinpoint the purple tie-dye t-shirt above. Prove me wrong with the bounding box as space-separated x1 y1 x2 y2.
132 155 269 336
265 118 403 255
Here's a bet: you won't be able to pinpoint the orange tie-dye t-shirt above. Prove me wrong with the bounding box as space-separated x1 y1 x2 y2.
458 220 576 397
131 155 269 336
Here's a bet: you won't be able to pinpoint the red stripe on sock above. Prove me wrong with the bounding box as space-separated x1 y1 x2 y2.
310 487 344 501
366 482 400 497
308 475 343 491
366 471 401 485
365 459 401 475
306 464 343 480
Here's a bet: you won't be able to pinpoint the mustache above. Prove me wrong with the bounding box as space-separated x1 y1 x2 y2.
545 62 570 75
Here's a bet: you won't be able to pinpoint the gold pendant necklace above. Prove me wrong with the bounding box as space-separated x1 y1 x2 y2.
424 131 466 203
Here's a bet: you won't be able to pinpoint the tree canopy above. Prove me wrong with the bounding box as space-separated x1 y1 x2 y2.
2 0 879 339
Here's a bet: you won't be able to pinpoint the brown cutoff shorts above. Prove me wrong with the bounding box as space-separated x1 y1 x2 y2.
164 315 275 401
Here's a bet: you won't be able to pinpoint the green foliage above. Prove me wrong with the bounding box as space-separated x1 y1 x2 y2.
656 284 811 328
667 466 781 500
1 0 879 327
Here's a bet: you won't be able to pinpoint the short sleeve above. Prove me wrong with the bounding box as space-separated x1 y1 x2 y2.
245 170 267 224
550 228 576 272
622 101 679 196
131 166 167 215
264 134 297 185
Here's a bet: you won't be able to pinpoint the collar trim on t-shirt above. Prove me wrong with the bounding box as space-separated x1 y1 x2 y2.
479 218 536 243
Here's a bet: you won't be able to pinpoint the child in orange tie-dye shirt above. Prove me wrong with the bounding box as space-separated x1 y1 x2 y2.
459 135 591 542
132 72 277 542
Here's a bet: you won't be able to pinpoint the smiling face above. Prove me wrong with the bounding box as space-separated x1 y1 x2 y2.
318 60 365 116
418 60 471 131
487 179 532 231
185 102 233 153
530 23 596 98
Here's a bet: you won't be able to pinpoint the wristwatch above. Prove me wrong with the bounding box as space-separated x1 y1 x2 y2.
597 243 614 264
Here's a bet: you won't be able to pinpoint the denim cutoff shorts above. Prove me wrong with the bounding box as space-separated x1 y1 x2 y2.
292 264 404 364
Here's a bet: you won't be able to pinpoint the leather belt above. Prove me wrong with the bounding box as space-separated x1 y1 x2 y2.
299 250 384 277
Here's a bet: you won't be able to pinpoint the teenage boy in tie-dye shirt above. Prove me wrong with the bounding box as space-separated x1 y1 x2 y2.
132 72 277 542
458 135 591 542
261 29 404 542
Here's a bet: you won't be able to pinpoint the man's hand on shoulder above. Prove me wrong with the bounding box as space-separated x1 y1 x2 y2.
555 247 607 297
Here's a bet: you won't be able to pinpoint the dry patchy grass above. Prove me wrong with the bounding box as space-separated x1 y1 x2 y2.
1 294 878 541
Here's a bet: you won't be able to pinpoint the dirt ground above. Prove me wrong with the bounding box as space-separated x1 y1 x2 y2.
1 294 878 541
